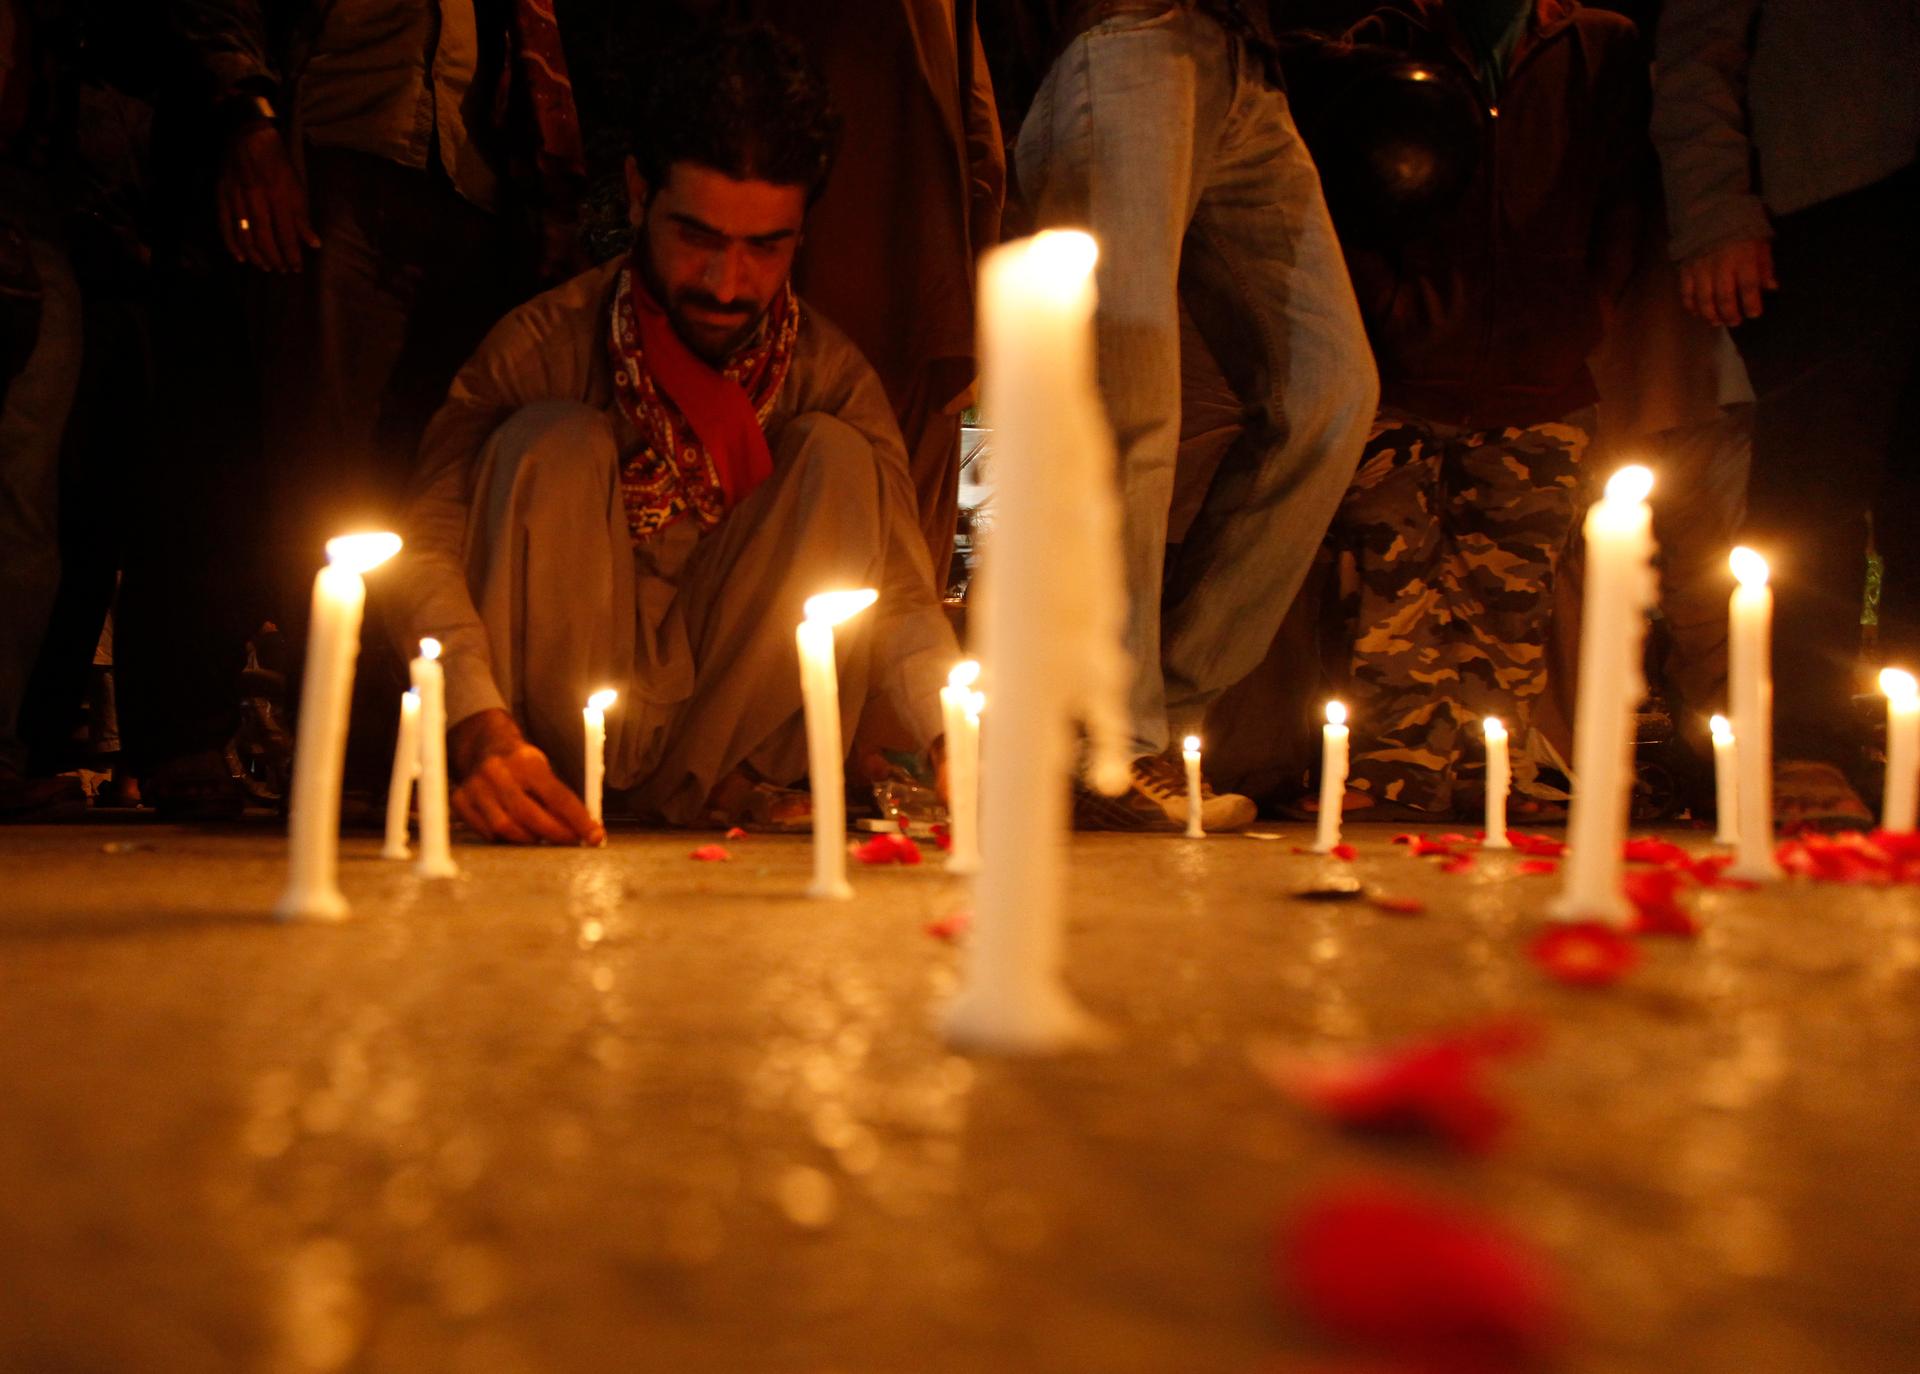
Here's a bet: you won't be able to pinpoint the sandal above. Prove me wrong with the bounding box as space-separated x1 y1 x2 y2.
1773 759 1873 833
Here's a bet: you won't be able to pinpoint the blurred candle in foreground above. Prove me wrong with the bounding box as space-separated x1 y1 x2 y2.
1313 702 1350 854
798 588 878 899
1181 735 1205 839
411 638 458 879
276 531 400 922
1483 716 1511 850
1555 467 1657 923
1880 668 1919 833
381 688 421 860
942 661 983 874
1710 714 1738 846
1727 547 1780 880
946 230 1130 1054
584 688 617 835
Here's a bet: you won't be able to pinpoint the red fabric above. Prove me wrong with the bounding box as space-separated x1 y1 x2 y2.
608 262 797 540
505 0 586 187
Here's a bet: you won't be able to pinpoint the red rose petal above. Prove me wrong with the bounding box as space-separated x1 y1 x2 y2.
852 833 923 866
1623 836 1692 867
1439 854 1474 875
1257 1019 1539 1154
1507 832 1568 858
1391 833 1420 846
1623 868 1698 937
1410 838 1455 858
931 823 953 852
1333 843 1358 861
724 827 748 840
924 911 971 941
1528 921 1640 986
1277 1179 1569 1368
1368 894 1427 915
689 844 731 862
1515 858 1558 876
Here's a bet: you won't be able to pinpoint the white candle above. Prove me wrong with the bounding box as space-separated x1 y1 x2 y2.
942 661 983 874
1313 702 1349 854
945 230 1130 1054
1555 467 1658 923
583 688 616 834
1483 716 1511 849
1710 714 1738 846
410 638 458 879
1182 734 1205 839
275 531 401 922
381 688 421 860
798 588 878 899
1727 547 1780 880
1880 668 1919 833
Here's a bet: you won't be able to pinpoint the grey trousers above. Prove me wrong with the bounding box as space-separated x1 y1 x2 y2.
466 401 917 824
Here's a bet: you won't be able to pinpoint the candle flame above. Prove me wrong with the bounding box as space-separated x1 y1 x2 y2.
419 637 442 661
1182 734 1201 753
948 659 982 690
966 690 985 721
1710 713 1734 744
1483 715 1506 738
1879 668 1918 703
325 531 403 573
1326 701 1348 727
1603 465 1654 507
1729 546 1770 588
404 687 420 703
1026 229 1099 283
803 588 880 626
587 688 618 712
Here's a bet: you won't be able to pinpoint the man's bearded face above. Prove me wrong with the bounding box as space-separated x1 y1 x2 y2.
627 159 807 364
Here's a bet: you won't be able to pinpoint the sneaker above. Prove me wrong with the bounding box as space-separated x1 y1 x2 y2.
1073 751 1257 832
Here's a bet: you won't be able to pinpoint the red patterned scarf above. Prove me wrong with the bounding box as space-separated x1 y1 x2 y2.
501 0 586 197
608 259 800 541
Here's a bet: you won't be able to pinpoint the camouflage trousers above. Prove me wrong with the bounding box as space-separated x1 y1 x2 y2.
1331 409 1592 814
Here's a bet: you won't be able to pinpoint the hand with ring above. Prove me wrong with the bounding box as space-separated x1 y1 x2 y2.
217 125 320 272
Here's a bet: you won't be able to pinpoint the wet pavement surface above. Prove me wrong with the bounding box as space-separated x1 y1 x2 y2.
2 822 1917 1373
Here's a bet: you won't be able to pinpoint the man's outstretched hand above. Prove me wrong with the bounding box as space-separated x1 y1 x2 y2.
448 708 604 845
1679 236 1778 327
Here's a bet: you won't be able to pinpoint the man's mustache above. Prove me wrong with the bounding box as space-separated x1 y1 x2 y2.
674 292 755 321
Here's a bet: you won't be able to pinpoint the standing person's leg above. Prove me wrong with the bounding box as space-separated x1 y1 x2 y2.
1015 9 1220 757
1161 61 1376 736
1649 405 1751 718
1338 416 1457 814
1735 167 1919 775
0 222 82 812
1448 413 1590 799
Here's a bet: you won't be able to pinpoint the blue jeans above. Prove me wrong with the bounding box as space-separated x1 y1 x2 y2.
1016 6 1377 756
0 219 81 774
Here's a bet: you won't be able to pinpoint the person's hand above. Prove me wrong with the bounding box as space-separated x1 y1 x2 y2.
217 123 320 273
447 708 604 845
1678 236 1778 327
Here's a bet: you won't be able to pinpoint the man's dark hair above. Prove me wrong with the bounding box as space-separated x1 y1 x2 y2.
632 23 841 204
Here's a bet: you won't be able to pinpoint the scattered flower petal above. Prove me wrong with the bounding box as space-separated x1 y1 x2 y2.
924 911 971 941
931 823 952 852
1254 1019 1540 1154
724 827 748 840
1276 1179 1569 1369
851 833 922 866
1367 894 1426 916
1623 836 1692 867
1331 842 1359 861
1410 838 1455 858
1515 859 1558 877
1528 921 1640 986
689 844 731 863
1776 830 1920 885
1623 869 1697 937
1391 833 1419 846
1439 855 1475 875
1507 832 1568 858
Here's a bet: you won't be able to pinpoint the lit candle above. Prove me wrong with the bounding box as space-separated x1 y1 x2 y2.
942 661 983 874
583 688 617 835
381 688 421 860
411 638 458 879
1727 547 1779 880
1555 467 1658 923
275 531 401 922
944 230 1130 1054
1313 702 1349 854
1483 716 1511 850
1710 714 1738 846
798 588 878 899
1182 734 1205 839
1880 668 1919 833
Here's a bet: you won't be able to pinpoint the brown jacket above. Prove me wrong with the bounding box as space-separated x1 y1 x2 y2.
1339 0 1654 430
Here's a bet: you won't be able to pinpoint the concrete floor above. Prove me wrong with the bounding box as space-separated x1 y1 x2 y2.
2 821 1917 1374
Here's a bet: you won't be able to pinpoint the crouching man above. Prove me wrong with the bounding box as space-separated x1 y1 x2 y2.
386 24 957 843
